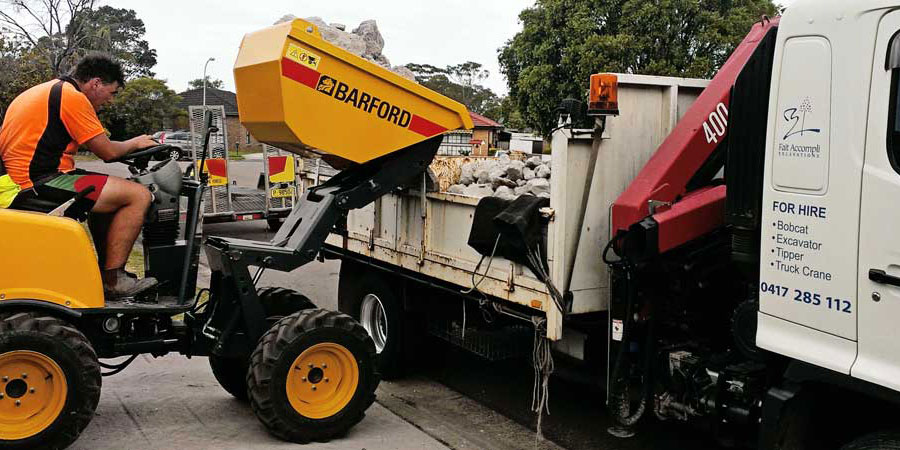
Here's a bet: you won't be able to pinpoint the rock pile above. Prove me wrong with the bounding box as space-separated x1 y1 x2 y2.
275 15 417 81
447 155 551 200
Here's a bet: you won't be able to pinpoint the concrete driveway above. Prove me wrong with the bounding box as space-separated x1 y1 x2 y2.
73 354 446 450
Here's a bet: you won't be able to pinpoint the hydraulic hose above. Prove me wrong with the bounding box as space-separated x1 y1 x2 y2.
608 265 650 428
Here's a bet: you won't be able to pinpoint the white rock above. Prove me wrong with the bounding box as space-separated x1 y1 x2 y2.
527 177 550 196
536 164 551 178
374 54 391 68
303 16 367 56
447 184 466 194
498 153 511 164
537 192 550 199
330 22 346 31
526 156 542 169
523 168 535 180
352 20 385 57
459 163 476 185
392 66 417 81
274 14 297 25
476 167 492 184
506 161 525 181
492 176 517 190
515 185 530 196
463 183 494 198
493 186 516 200
517 179 527 186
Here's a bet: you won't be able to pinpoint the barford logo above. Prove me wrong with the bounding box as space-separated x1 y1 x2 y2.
316 76 336 96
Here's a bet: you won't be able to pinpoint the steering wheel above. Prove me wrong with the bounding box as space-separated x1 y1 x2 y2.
108 144 177 172
109 144 174 164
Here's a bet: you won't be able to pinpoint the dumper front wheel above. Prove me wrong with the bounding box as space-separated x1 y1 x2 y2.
0 312 100 450
209 287 315 402
247 308 378 443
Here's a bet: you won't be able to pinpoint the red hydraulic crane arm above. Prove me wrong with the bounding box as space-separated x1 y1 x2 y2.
611 18 780 242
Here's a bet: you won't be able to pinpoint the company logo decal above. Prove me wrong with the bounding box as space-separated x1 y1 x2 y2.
280 56 448 136
315 74 412 128
779 97 822 159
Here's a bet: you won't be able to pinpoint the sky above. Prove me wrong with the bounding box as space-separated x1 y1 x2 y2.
106 0 538 96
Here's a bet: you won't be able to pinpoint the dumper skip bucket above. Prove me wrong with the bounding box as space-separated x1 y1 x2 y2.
234 19 474 164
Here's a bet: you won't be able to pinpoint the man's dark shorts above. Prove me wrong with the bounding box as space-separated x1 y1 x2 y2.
8 169 109 213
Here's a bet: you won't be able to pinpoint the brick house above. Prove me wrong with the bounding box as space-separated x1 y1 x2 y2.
176 87 261 153
438 111 503 156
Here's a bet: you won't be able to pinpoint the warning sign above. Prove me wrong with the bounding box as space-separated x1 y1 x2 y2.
284 43 321 70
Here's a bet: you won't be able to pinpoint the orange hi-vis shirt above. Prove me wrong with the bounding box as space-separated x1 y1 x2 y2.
0 77 105 189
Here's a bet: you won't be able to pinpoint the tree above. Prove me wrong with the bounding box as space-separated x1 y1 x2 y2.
0 2 155 78
0 0 97 76
99 77 182 140
188 77 224 90
406 62 502 119
76 6 157 78
499 0 779 137
0 35 51 119
0 3 157 119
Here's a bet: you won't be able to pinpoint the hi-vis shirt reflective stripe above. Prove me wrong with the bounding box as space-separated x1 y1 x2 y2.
0 175 20 208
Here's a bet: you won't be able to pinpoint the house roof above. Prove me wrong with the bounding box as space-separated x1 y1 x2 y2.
177 87 239 116
469 111 502 129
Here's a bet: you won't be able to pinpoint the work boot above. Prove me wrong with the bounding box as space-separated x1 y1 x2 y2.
102 268 158 300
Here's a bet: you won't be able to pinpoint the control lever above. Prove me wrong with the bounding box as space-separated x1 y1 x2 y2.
869 269 900 287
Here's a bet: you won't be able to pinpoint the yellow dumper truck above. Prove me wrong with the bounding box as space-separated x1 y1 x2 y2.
0 19 471 449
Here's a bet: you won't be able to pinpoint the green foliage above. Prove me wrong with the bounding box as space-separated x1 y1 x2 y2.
499 0 779 136
0 36 52 120
406 62 502 119
76 6 157 78
188 77 224 90
100 77 183 140
0 4 158 128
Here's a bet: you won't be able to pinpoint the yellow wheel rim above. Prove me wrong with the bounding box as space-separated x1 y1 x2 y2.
0 351 67 440
285 343 359 419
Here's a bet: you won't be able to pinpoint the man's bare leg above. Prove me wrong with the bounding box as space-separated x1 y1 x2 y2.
92 176 151 269
88 213 112 268
92 176 156 297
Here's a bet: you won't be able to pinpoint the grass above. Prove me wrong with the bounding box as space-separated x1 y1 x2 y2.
125 246 145 277
74 152 100 162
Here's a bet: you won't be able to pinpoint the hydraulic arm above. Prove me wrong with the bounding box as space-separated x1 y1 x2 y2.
611 18 780 261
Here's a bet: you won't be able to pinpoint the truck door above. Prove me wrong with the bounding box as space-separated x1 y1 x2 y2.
854 13 900 392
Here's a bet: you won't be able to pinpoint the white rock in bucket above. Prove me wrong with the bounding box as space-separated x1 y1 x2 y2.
536 164 551 179
353 20 385 57
447 184 466 195
275 15 416 81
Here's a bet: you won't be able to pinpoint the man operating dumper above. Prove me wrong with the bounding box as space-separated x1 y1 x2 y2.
0 53 159 299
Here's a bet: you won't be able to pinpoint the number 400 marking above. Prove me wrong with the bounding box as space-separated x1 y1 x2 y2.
703 102 729 144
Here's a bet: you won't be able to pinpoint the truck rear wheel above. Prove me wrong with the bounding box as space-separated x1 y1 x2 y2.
209 287 315 401
247 308 378 443
841 431 900 450
0 312 100 450
338 264 406 379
